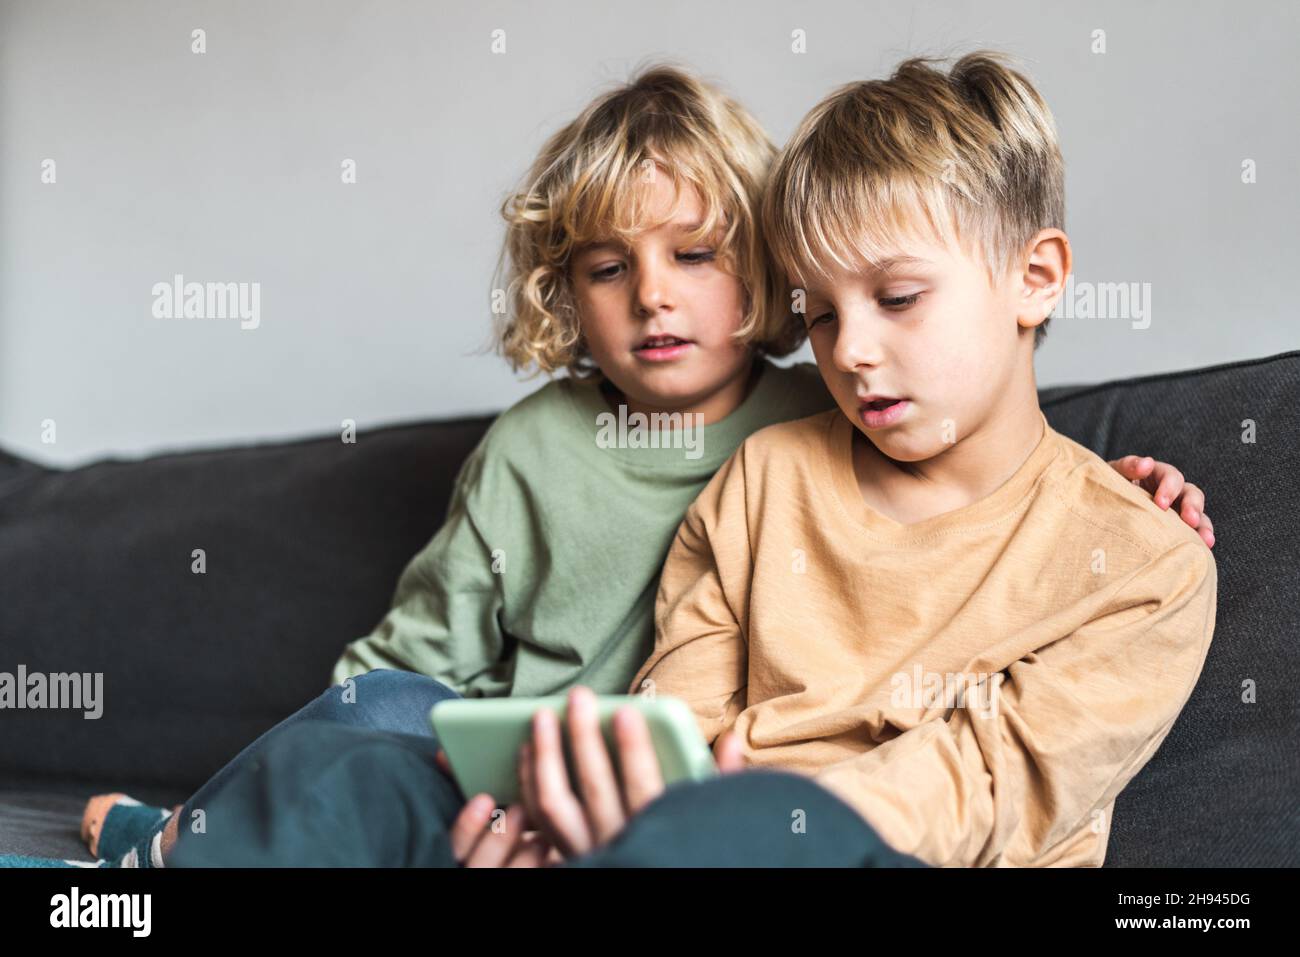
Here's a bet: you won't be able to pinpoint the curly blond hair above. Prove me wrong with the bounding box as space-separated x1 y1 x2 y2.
493 61 804 378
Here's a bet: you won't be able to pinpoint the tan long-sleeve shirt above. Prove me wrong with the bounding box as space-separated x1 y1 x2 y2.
629 409 1216 867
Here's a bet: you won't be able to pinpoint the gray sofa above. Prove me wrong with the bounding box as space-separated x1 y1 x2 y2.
2 352 1297 865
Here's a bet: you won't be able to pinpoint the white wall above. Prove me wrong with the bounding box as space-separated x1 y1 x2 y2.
3 0 1297 466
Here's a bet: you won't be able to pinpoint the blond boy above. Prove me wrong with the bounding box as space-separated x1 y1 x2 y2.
623 52 1217 867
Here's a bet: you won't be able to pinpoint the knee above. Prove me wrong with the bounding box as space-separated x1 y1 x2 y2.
352 668 455 693
259 720 413 777
326 669 460 730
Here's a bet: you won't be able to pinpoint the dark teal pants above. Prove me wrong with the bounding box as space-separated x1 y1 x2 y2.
168 716 929 868
167 670 930 868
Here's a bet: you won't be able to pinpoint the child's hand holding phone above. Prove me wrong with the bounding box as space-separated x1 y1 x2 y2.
442 685 744 867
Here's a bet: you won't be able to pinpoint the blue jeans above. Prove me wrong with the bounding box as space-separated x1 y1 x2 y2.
170 670 929 868
179 669 460 827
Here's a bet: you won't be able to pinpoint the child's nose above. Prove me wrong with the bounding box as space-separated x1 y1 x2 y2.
634 264 672 314
832 320 883 371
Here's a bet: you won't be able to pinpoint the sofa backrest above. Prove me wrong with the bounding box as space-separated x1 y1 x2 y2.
0 416 493 792
1039 351 1299 866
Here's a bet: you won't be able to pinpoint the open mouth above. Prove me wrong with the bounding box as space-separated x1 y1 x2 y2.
858 395 910 428
637 335 696 351
633 335 695 360
863 398 902 411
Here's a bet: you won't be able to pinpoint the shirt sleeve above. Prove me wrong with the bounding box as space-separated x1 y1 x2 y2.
329 443 508 693
627 449 749 747
813 539 1217 867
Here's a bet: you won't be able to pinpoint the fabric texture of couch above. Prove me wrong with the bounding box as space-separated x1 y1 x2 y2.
1 351 1297 865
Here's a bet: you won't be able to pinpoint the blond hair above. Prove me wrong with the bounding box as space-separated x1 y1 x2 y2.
494 62 802 377
762 51 1066 348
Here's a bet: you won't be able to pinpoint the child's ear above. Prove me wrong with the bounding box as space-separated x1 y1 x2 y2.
1015 228 1072 332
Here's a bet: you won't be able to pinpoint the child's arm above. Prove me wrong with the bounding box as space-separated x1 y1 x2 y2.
813 539 1217 867
330 445 506 692
628 452 750 746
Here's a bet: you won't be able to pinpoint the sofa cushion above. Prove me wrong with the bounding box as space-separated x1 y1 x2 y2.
0 780 187 862
0 792 99 862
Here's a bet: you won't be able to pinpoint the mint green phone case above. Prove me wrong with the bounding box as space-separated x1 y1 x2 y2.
429 695 718 806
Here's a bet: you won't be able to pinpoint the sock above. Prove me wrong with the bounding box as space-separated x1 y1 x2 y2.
107 813 173 869
93 796 172 862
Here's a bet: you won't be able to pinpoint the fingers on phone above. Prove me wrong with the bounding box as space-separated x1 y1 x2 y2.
461 801 532 868
613 706 663 812
568 690 625 832
449 793 494 864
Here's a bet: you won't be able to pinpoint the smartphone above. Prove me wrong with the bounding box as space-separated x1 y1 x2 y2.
429 694 718 805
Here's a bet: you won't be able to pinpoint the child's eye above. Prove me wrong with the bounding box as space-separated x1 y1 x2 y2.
678 249 716 264
807 311 835 329
880 293 922 310
590 263 624 282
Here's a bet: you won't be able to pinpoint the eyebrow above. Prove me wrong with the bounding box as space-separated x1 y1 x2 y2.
872 255 932 273
576 222 712 256
799 255 934 295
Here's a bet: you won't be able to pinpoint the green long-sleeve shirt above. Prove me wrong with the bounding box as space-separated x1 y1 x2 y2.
330 358 835 697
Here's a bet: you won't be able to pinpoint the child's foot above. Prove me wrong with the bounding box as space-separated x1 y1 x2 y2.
81 792 128 857
80 793 171 861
